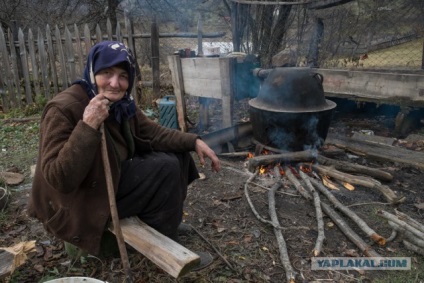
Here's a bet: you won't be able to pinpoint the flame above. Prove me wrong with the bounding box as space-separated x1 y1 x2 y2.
262 149 270 155
259 165 266 175
276 164 285 176
288 165 300 177
299 164 312 173
247 152 254 159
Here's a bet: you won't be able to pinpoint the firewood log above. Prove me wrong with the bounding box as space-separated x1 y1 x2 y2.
316 155 393 182
312 164 405 204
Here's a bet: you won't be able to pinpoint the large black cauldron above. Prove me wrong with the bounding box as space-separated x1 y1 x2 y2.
249 67 336 151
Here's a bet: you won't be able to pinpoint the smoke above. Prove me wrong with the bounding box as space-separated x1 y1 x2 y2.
268 127 296 151
302 115 324 151
266 114 326 152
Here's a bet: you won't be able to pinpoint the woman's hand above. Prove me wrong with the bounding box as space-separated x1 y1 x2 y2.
195 138 221 172
83 94 111 129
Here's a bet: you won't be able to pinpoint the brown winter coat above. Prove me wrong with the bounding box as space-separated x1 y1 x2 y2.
27 84 198 255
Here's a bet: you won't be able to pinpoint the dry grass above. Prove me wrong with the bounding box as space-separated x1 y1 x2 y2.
322 39 423 70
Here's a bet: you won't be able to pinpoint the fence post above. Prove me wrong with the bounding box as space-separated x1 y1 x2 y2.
18 28 33 104
124 14 141 104
37 30 51 100
167 55 187 132
55 25 68 90
151 17 160 101
28 29 41 98
46 24 59 94
8 28 22 107
421 38 424 70
197 14 203 57
11 20 23 78
0 26 14 109
231 2 240 52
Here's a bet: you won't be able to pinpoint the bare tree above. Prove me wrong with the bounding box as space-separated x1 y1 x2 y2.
224 0 294 67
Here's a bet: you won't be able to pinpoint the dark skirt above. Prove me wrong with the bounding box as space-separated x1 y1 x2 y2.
116 151 198 238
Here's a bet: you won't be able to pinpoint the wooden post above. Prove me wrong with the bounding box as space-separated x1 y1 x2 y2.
125 14 141 105
95 24 102 43
151 17 160 100
65 26 76 83
231 2 240 52
55 25 68 90
37 30 51 100
46 25 59 95
167 55 187 132
198 97 209 131
8 28 22 107
220 57 233 128
73 24 84 77
83 24 92 55
106 18 113 41
11 20 23 78
18 29 33 104
28 29 41 99
421 37 424 70
0 26 14 108
197 14 203 57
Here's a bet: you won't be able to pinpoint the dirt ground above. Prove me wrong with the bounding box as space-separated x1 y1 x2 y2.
1 98 424 283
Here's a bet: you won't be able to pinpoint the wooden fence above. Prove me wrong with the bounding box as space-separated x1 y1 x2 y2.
0 16 226 112
0 16 138 112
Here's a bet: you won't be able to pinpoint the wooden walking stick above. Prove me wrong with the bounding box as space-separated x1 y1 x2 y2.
100 123 133 282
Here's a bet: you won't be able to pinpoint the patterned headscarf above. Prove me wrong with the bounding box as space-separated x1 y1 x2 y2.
73 41 136 123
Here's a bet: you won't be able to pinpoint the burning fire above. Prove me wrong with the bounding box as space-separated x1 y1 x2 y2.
247 149 355 192
262 149 270 155
278 164 285 176
299 164 313 173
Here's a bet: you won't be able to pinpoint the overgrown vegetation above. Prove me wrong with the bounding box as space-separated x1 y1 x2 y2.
0 115 40 176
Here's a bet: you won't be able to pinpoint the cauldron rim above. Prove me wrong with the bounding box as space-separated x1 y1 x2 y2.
249 97 337 113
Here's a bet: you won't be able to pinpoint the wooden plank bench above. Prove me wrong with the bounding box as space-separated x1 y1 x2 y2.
109 217 200 278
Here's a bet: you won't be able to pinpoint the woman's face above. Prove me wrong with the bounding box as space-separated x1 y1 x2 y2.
95 66 129 102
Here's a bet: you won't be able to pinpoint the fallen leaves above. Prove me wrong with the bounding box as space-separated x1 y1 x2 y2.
0 241 36 279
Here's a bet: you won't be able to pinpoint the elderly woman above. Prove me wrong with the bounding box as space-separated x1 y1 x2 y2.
28 41 220 258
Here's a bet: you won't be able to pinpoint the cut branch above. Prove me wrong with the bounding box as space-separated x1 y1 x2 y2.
308 176 386 246
403 240 424 256
298 171 325 256
248 150 316 172
285 167 381 257
269 167 297 283
312 164 405 204
385 229 398 243
316 154 393 182
283 166 312 200
388 221 424 249
244 170 285 229
395 209 424 234
326 134 424 171
218 152 251 158
377 210 424 239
